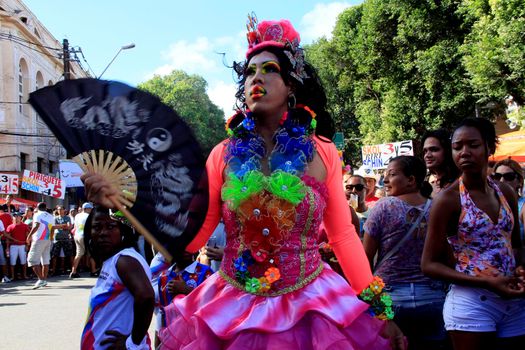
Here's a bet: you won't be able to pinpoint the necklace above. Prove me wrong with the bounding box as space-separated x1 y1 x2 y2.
222 106 317 293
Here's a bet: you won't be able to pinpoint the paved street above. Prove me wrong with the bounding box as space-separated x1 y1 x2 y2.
0 275 157 349
1 275 95 349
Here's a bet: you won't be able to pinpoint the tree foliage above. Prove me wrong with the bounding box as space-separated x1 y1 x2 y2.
138 70 226 155
307 0 525 164
460 0 525 106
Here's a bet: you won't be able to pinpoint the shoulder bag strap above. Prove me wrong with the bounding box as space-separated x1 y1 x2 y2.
374 199 431 273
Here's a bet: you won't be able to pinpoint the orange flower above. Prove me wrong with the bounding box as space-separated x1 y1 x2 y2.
264 267 281 283
267 197 296 230
258 277 271 292
238 193 269 222
370 276 385 295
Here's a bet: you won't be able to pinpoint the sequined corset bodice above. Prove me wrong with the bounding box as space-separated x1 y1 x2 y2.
220 176 327 296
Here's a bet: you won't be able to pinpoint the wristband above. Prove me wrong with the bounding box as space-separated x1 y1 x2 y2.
357 276 394 320
125 335 149 350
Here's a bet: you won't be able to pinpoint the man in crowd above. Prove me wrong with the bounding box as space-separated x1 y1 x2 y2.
1 194 16 213
345 175 370 237
51 206 74 276
5 212 30 280
355 166 380 208
0 216 10 283
27 202 54 289
70 202 97 278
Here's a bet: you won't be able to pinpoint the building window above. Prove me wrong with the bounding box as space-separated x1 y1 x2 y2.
37 157 43 173
19 59 29 116
20 153 27 171
48 160 55 174
18 65 23 113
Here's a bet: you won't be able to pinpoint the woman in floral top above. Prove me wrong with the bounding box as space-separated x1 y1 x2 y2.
422 118 525 350
364 156 448 349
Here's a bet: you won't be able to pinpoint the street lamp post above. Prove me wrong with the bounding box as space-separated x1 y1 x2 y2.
98 43 136 79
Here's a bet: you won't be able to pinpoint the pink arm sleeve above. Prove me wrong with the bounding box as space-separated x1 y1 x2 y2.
316 137 373 293
185 142 227 253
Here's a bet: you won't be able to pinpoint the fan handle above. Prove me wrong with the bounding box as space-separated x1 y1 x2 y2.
109 196 173 262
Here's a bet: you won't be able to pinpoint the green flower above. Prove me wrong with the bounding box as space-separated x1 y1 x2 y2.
380 294 393 307
310 118 317 131
245 277 261 293
266 171 306 205
359 288 374 302
222 171 265 209
384 307 395 320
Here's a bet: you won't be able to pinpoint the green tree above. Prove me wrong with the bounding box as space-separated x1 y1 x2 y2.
138 70 226 155
308 0 479 164
460 0 525 127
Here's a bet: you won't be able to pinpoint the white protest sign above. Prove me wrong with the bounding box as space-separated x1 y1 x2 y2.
59 160 84 188
21 170 66 199
361 140 414 169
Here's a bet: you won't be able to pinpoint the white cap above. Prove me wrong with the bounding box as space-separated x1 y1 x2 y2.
354 165 380 182
82 202 93 210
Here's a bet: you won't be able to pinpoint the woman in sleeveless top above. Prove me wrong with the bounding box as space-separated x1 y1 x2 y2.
422 118 525 350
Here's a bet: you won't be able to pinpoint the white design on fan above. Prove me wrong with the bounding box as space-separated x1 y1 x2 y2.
151 155 194 238
126 140 145 155
59 96 150 138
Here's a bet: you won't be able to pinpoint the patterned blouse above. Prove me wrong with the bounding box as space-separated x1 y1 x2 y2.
448 177 515 277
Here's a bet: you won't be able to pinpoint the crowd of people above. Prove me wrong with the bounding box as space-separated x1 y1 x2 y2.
3 15 525 350
0 198 104 287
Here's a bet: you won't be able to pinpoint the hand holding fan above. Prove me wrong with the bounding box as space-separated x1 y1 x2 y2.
29 78 209 261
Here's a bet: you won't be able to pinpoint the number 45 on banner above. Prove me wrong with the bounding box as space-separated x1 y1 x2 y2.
0 174 19 194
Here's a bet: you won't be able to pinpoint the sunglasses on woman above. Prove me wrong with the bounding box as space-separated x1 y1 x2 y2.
345 184 365 191
492 172 517 181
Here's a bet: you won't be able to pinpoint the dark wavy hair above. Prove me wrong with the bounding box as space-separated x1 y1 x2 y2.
232 46 335 140
421 128 459 189
390 155 430 197
452 118 499 157
84 205 138 263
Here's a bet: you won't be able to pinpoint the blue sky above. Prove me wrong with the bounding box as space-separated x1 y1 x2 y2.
23 0 360 116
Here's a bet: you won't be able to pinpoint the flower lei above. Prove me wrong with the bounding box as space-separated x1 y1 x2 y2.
357 276 394 320
223 106 317 293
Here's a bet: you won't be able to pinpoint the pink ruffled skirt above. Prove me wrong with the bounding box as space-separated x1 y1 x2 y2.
159 264 390 349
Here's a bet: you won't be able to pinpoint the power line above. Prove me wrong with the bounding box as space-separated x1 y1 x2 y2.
0 131 56 138
0 34 61 58
0 32 61 51
0 101 30 104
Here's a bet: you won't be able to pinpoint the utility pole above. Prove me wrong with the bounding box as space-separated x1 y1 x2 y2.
63 39 71 80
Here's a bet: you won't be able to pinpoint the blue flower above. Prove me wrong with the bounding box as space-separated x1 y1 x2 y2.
242 250 255 266
242 117 255 131
234 257 248 272
270 151 308 174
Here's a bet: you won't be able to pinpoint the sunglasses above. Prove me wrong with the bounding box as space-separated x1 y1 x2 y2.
346 184 365 191
492 172 518 181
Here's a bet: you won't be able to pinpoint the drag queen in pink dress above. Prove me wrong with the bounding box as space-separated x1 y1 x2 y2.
156 16 404 350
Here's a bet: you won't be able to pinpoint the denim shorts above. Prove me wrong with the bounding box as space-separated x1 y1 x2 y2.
386 281 448 342
444 284 525 337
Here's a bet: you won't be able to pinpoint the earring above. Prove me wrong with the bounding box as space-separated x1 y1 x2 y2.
288 94 296 109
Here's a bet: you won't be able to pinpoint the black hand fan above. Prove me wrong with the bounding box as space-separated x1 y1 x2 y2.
29 78 209 260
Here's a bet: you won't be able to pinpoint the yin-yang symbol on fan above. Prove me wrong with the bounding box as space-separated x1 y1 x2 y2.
146 128 172 152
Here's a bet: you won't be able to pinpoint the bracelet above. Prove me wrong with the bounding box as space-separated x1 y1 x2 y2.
357 276 394 320
125 335 149 350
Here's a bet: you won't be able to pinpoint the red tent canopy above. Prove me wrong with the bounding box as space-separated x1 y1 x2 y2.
0 197 38 208
492 129 525 163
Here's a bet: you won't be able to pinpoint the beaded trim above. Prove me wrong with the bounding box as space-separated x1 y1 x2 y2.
299 188 315 280
219 262 323 297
